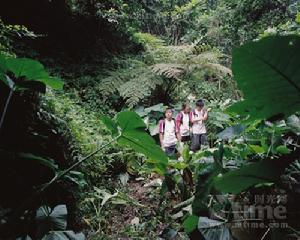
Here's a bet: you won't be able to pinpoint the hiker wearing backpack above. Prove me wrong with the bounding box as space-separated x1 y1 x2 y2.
159 107 179 156
190 99 208 152
175 103 191 143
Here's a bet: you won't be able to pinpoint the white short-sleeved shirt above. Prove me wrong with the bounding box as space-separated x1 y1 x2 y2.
180 112 190 136
191 109 207 134
160 119 177 147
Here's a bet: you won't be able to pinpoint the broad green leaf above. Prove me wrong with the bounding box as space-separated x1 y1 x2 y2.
229 36 300 120
36 205 68 232
0 55 7 73
118 130 167 172
276 145 291 154
217 124 245 140
183 215 199 234
6 57 48 79
198 217 233 240
214 159 281 194
116 111 146 131
42 76 64 90
296 12 300 24
99 115 118 136
169 161 188 170
249 144 265 154
1 55 63 90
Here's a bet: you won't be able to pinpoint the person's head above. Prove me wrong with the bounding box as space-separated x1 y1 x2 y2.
195 99 205 110
165 107 173 120
182 103 190 113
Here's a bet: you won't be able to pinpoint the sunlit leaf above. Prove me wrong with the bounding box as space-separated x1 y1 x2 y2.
0 55 64 90
229 36 300 120
118 129 167 172
276 145 291 154
116 111 146 131
183 215 199 234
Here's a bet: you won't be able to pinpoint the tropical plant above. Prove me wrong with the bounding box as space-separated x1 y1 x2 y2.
0 54 63 131
182 35 300 239
95 40 233 109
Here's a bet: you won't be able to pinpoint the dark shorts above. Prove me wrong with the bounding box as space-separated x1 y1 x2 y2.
190 134 207 152
181 135 191 142
165 145 176 156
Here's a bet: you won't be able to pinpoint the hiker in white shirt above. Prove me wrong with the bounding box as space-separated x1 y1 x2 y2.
190 99 208 152
159 108 179 156
175 103 191 143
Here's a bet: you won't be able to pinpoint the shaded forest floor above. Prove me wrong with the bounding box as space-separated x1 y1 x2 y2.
84 175 188 239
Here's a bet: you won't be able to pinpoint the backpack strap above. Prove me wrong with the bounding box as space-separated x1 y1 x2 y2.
159 119 177 133
180 111 183 124
172 118 177 133
159 119 165 133
175 112 183 132
189 109 199 126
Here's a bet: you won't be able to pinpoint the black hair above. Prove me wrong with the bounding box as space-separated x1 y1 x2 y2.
182 103 189 110
165 107 173 113
196 99 204 107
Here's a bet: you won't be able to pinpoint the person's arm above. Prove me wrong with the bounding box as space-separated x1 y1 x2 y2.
202 109 208 121
159 133 164 149
159 120 164 149
175 113 182 142
190 111 201 123
176 133 181 142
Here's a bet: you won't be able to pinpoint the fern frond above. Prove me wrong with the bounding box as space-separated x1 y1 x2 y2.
201 63 232 76
189 50 220 64
151 63 186 79
118 70 163 108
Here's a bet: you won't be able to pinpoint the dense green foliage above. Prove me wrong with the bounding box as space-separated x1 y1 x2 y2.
1 0 300 239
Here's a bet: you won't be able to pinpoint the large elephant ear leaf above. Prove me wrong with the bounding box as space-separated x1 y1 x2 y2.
116 111 146 131
4 56 63 90
229 36 300 120
213 159 281 194
102 111 168 174
118 130 168 173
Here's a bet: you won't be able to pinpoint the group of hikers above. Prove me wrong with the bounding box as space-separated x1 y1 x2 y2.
159 99 208 156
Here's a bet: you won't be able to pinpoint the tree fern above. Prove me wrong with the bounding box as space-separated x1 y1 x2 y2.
95 40 233 108
151 63 186 79
118 69 163 108
151 44 231 80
